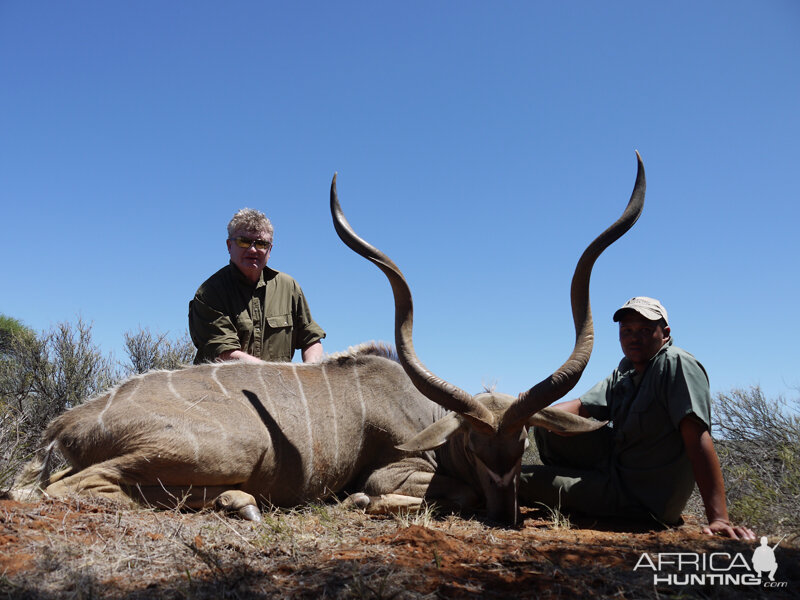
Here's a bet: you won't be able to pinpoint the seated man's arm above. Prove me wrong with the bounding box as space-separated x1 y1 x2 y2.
289 280 325 363
217 349 265 364
301 341 323 363
553 398 592 418
538 398 596 436
190 296 258 363
680 415 755 540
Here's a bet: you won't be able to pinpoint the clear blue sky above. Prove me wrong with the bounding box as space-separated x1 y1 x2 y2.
1 2 798 404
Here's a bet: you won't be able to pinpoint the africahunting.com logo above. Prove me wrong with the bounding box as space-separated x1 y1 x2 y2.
633 536 788 589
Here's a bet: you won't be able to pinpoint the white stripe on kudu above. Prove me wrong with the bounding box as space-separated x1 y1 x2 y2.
291 364 314 491
320 363 340 467
351 362 366 460
96 386 117 432
210 364 229 397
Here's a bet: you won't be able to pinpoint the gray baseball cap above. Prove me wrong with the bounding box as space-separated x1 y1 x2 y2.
613 296 669 325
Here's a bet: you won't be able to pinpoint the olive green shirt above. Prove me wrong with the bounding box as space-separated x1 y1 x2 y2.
189 263 325 364
580 339 712 523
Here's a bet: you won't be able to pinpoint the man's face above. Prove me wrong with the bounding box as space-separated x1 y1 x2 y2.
227 229 272 283
618 312 670 372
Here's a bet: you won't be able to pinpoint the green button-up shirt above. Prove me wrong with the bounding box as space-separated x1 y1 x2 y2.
580 339 712 523
189 263 325 364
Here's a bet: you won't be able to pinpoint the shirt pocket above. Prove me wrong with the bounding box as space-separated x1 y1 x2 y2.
265 313 294 361
266 314 293 330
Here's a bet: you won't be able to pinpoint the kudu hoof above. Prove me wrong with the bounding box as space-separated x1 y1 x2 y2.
214 490 261 521
343 492 371 509
237 504 262 522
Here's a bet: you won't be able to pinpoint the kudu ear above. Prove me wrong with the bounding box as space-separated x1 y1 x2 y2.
526 406 608 434
396 413 465 452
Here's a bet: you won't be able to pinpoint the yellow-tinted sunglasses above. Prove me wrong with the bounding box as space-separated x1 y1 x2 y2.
230 236 272 251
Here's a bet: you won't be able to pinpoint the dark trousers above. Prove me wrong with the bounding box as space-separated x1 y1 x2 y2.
519 426 647 520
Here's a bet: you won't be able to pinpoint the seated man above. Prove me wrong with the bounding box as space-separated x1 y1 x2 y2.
520 297 754 540
189 208 325 364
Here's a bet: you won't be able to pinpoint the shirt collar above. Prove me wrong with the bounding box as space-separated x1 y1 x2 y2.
228 261 266 289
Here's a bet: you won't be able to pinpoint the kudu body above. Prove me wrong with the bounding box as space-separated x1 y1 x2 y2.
12 346 596 522
13 154 643 525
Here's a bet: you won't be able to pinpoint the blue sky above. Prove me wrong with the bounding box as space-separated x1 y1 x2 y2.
1 2 798 404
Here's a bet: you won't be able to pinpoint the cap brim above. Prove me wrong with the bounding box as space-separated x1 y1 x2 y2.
613 307 665 323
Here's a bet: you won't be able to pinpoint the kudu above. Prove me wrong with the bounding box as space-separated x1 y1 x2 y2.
330 151 645 525
11 154 643 526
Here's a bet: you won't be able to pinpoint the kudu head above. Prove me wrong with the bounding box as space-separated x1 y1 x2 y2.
330 153 645 526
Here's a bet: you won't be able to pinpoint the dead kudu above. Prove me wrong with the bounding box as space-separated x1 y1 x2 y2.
13 154 644 525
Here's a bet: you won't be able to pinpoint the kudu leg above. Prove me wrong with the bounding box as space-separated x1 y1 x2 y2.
132 485 261 521
348 459 481 515
43 462 138 508
344 492 425 514
42 459 261 521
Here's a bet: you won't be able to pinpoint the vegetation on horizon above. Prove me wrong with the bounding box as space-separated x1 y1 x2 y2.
0 314 194 490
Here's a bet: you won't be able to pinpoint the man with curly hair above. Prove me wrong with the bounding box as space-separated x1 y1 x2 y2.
189 208 325 364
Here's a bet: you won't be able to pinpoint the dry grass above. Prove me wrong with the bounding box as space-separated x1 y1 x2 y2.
1 495 798 599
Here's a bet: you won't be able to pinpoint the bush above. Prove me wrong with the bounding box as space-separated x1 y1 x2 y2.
21 318 118 432
0 315 194 492
0 316 38 415
712 386 800 539
122 327 195 375
0 317 119 490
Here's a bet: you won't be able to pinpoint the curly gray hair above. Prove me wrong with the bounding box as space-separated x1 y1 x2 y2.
227 208 274 238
